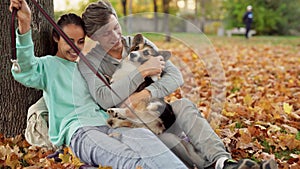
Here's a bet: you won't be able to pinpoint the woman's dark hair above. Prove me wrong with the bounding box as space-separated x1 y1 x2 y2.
50 13 86 55
82 0 117 37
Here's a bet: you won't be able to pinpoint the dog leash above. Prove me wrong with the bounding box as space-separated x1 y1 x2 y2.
11 8 21 73
11 1 154 133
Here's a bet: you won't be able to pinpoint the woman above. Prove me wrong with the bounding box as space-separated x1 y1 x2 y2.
9 0 187 168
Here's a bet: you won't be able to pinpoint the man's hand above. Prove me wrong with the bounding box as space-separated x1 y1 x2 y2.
10 0 32 34
137 56 165 78
120 90 151 118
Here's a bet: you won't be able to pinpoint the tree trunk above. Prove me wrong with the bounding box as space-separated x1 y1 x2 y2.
121 0 127 31
200 0 206 33
0 0 53 137
153 0 158 32
194 0 199 25
126 0 133 33
121 0 127 16
162 0 171 42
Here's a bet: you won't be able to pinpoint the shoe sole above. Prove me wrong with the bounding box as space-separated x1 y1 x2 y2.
261 159 278 169
237 159 260 169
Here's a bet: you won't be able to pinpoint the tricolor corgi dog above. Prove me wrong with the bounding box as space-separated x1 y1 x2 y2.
110 34 171 84
106 34 175 135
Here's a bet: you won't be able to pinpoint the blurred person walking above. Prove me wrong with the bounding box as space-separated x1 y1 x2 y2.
243 5 253 39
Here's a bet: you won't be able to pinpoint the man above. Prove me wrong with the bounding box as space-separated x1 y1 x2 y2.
243 5 253 39
79 1 277 169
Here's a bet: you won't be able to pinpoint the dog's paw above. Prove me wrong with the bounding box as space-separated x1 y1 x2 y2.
152 127 164 135
107 108 128 118
150 121 165 135
107 117 132 129
108 132 121 138
107 118 118 128
146 99 164 111
107 108 117 117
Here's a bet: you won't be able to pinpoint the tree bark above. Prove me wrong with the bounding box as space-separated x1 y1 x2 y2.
200 0 206 33
0 0 53 137
126 0 133 33
163 0 171 42
121 0 127 16
153 0 158 32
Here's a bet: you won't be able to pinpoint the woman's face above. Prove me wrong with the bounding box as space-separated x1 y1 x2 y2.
55 24 85 62
93 14 122 53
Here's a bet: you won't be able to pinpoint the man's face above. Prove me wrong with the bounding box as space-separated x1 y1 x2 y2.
92 14 122 52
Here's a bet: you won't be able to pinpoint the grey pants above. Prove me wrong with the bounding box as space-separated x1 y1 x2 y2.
29 97 229 168
70 126 188 169
161 98 231 169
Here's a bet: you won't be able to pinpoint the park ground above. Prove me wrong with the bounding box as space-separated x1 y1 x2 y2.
0 35 299 168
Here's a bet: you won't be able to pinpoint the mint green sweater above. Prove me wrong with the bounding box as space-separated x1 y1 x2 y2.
12 30 108 146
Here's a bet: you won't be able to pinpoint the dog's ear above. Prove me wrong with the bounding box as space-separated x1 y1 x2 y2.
158 51 171 60
133 34 144 44
130 34 144 51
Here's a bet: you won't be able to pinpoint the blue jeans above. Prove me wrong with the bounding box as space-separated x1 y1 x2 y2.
161 98 231 169
70 126 187 169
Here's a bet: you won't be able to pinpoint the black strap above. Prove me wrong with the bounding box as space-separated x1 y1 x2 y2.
11 8 17 60
11 1 153 133
11 8 21 73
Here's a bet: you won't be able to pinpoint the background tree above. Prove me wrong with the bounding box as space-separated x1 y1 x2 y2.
0 0 53 137
199 0 206 32
163 0 171 42
121 0 127 16
223 0 300 35
153 0 158 32
55 0 98 20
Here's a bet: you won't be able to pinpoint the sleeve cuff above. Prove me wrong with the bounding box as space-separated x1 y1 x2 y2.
128 69 145 87
16 28 33 46
145 85 157 98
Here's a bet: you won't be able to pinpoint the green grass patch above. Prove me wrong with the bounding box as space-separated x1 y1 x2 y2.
137 32 300 47
296 131 300 140
275 149 300 160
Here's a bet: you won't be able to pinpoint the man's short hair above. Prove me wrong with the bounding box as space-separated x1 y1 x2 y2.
82 0 117 37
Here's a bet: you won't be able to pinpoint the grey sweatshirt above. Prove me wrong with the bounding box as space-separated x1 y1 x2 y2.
78 36 184 110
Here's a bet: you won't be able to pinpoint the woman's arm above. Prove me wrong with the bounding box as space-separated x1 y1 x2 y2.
12 30 47 90
10 0 31 34
10 0 46 90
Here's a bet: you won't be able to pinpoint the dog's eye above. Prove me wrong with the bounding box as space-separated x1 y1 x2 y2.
133 46 139 51
143 49 150 56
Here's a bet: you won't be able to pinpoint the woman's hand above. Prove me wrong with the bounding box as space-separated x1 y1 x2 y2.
137 56 165 78
10 0 31 34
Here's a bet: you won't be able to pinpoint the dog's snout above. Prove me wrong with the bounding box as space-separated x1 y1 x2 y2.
130 52 137 59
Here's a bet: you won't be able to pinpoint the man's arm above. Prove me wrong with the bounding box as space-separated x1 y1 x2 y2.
138 37 184 98
78 53 145 110
146 60 184 98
